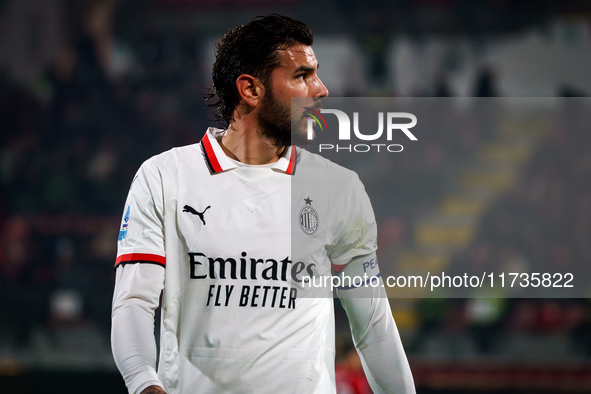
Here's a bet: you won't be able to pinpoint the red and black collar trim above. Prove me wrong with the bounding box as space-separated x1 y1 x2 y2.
285 145 297 175
200 131 224 173
200 128 297 175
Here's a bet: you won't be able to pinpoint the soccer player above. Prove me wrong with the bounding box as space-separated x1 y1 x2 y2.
111 14 415 394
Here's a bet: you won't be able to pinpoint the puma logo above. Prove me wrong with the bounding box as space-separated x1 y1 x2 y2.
183 205 211 225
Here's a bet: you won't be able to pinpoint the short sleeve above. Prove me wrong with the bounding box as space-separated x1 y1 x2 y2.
326 172 377 268
115 160 166 269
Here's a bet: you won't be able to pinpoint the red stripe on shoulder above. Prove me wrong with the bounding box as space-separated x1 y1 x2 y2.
115 253 166 268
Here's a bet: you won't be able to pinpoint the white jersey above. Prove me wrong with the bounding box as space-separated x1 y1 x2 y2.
114 128 377 394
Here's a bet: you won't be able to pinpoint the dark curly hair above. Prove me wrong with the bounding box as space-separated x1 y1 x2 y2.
205 14 313 127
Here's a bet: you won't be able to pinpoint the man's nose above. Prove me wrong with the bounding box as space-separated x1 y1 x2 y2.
314 77 329 98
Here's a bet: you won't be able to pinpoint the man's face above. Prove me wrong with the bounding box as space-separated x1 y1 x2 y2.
256 44 328 147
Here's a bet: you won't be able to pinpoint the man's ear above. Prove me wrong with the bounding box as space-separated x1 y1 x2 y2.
236 74 264 107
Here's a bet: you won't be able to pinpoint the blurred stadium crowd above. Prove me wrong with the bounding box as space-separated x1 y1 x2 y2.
1 0 591 391
0 0 217 361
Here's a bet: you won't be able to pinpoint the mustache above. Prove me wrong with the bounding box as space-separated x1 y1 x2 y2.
299 97 324 112
308 99 324 111
303 104 323 113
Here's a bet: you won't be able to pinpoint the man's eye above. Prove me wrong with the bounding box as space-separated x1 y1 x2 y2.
296 74 306 80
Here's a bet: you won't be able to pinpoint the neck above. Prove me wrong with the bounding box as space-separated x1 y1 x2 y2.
219 113 287 165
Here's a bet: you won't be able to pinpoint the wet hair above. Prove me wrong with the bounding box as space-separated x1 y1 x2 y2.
205 14 313 127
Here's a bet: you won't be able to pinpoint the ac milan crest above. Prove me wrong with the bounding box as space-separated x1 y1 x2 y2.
299 197 318 235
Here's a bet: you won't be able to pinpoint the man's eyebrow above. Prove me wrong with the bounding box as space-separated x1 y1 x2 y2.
294 64 319 73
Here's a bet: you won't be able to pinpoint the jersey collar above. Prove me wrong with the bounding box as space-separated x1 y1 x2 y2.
201 127 297 175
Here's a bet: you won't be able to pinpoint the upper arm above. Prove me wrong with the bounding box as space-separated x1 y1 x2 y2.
115 161 166 270
326 172 377 269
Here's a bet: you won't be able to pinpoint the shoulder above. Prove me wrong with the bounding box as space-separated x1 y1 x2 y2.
140 128 223 172
296 147 361 188
140 143 202 173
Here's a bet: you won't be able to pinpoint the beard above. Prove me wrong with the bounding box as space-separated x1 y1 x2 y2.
256 86 310 147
